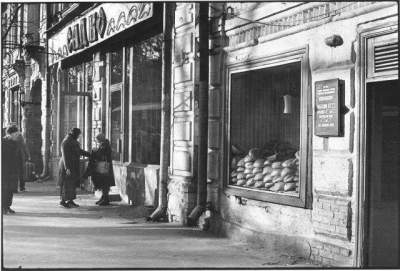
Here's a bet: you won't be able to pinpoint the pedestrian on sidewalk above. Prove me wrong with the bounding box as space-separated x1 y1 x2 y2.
2 125 21 214
59 128 90 208
83 133 115 206
14 130 31 192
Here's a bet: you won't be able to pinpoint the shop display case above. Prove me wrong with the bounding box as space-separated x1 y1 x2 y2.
226 59 311 207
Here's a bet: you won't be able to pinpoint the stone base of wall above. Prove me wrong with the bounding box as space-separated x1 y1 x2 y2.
210 214 312 258
310 239 353 266
167 176 196 224
210 214 353 267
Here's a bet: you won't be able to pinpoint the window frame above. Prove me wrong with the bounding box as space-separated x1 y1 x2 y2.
107 47 126 163
223 47 312 208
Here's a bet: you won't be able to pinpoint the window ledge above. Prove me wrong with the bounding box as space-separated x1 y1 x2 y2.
224 185 306 208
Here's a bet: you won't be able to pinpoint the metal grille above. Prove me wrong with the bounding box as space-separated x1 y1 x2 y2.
374 42 399 73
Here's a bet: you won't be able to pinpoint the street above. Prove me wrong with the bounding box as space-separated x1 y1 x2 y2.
2 181 314 269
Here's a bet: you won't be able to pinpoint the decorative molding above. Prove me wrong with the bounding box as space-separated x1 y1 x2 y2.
225 2 379 49
174 91 192 112
175 4 194 29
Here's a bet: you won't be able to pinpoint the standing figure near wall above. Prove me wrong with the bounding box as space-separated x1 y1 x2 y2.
83 133 115 206
2 125 21 214
14 131 31 191
58 128 90 208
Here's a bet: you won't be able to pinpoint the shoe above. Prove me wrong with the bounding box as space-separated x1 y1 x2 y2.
3 208 9 214
20 188 26 192
68 201 79 208
7 207 15 214
60 201 71 208
98 200 110 206
95 196 104 205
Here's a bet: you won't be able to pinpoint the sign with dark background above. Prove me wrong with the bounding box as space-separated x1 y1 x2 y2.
315 79 342 137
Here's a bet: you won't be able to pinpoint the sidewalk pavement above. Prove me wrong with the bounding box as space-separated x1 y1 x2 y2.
2 181 317 269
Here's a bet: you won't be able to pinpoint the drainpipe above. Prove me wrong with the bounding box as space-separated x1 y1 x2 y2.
148 2 174 221
188 2 209 226
39 63 51 181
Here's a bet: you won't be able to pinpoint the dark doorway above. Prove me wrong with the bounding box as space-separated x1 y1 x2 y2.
365 79 399 267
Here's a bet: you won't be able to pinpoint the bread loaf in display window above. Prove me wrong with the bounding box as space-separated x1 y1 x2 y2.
230 144 300 194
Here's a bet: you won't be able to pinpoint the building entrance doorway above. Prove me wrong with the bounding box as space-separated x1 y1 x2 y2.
365 79 399 267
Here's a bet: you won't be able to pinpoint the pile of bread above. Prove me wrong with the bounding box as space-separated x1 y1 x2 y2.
230 147 299 193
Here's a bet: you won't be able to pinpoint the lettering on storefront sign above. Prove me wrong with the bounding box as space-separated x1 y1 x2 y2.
314 79 343 137
49 3 153 64
67 7 107 53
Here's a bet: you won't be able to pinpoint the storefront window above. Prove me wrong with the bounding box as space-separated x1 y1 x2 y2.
10 88 19 124
111 50 123 85
61 62 92 148
110 49 123 161
86 62 93 92
228 60 308 205
131 34 162 164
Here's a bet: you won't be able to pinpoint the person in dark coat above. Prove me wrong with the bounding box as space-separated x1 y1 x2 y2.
59 128 90 208
83 133 115 206
14 131 31 191
2 125 20 214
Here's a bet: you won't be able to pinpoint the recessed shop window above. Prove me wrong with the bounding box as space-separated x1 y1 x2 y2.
61 62 92 149
111 50 123 85
227 56 311 207
131 34 162 164
10 88 19 124
110 49 123 161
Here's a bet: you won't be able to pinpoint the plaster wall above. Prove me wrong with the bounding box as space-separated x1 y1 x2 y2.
204 3 398 267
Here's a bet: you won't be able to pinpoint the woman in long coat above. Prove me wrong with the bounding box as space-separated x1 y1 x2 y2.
59 128 90 208
83 133 115 206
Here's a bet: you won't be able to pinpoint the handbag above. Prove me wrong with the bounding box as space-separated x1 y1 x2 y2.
24 161 36 182
95 161 110 175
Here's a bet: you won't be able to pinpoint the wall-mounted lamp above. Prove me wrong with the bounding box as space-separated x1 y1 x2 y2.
325 34 343 47
224 6 236 20
283 94 293 114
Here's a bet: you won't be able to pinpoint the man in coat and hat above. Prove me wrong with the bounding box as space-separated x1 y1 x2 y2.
2 125 20 214
59 128 90 208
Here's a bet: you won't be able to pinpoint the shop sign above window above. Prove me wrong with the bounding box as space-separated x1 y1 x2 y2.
49 3 153 65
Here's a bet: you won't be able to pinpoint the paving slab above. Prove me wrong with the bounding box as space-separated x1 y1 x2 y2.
2 181 316 269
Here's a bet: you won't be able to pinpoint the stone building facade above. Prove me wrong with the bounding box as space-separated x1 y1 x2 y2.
2 3 48 175
3 2 397 268
167 1 398 267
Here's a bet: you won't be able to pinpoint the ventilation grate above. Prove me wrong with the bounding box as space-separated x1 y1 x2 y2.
374 42 398 73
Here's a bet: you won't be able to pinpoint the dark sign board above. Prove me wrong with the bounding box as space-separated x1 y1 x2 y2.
315 79 342 137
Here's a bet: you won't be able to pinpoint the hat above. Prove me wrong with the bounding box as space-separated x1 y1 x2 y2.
6 125 18 135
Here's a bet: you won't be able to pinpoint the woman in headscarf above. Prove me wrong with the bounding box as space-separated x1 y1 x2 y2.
59 128 90 208
83 133 115 206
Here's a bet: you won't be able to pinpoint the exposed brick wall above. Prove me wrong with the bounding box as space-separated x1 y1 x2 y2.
310 240 352 266
313 194 352 241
